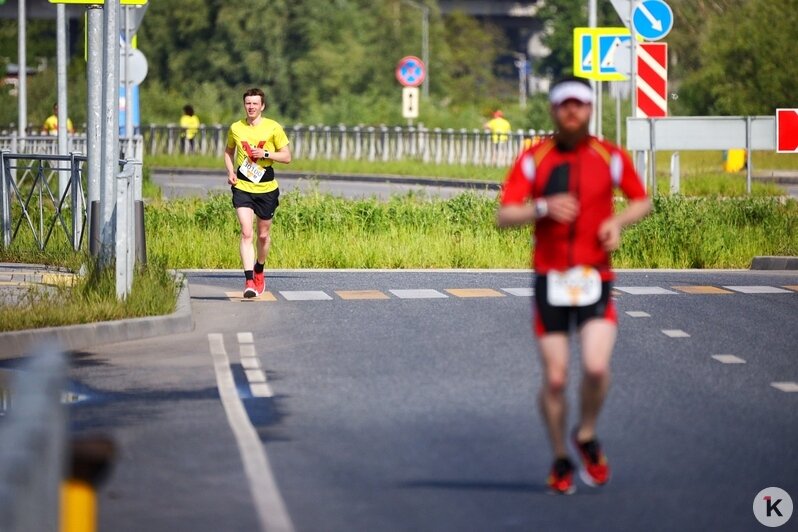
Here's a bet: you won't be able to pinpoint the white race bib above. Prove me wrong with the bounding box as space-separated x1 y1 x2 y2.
239 159 266 183
547 266 602 307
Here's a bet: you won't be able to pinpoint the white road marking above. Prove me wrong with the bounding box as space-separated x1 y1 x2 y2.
250 383 275 398
389 289 448 299
501 287 534 297
240 344 257 358
207 334 294 532
661 329 691 338
279 290 333 301
245 369 267 383
241 357 261 370
238 332 254 344
712 354 746 364
625 311 651 318
771 382 798 393
615 286 678 295
723 285 792 294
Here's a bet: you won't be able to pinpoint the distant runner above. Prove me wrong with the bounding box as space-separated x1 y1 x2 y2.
496 76 651 494
224 88 292 298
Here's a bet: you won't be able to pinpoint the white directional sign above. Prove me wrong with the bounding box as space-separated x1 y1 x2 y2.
402 87 419 119
633 0 674 41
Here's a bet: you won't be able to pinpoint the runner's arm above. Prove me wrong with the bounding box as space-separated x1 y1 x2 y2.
224 146 237 185
267 144 292 164
597 198 651 251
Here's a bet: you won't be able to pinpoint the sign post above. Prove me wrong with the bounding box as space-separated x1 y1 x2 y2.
396 56 425 125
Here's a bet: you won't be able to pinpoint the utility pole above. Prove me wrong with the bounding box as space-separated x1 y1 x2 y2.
100 0 120 264
401 0 430 98
17 0 27 140
588 0 598 136
56 2 69 197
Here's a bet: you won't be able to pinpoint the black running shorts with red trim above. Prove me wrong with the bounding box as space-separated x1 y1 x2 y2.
231 185 279 221
533 275 617 337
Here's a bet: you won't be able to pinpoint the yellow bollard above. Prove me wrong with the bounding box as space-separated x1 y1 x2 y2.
61 480 96 532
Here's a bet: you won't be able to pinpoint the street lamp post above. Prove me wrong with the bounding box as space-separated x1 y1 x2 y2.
401 0 430 98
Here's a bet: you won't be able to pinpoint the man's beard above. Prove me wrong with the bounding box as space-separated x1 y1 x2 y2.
555 120 590 149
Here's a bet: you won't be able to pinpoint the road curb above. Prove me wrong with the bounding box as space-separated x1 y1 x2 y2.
0 275 194 360
153 167 502 191
750 256 798 270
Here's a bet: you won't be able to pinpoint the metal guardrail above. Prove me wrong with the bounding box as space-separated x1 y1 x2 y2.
0 133 144 163
0 343 67 532
1 126 551 167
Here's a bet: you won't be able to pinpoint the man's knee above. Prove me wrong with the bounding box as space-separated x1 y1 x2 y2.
583 363 610 383
543 373 568 396
257 229 271 243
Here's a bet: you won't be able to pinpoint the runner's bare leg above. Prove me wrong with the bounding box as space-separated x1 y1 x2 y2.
537 333 570 457
576 319 617 442
236 207 255 270
256 217 273 265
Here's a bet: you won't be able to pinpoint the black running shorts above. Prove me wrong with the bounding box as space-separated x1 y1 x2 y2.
231 186 280 220
533 275 617 337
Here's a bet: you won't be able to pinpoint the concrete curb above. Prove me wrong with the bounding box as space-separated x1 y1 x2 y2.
153 167 502 191
0 275 194 360
750 256 798 270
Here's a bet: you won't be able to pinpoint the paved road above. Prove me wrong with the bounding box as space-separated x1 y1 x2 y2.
18 270 798 531
152 169 497 200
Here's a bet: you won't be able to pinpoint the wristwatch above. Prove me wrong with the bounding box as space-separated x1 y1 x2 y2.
534 198 549 219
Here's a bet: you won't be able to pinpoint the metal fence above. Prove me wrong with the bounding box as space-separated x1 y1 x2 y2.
0 343 68 532
0 132 143 162
139 124 552 167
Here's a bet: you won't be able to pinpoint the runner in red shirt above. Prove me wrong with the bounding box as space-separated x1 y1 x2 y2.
497 76 651 494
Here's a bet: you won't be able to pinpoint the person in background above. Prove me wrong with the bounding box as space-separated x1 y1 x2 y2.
42 103 75 135
180 104 201 153
484 110 512 164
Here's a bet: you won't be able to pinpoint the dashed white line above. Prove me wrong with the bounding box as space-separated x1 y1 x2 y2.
389 289 448 299
625 311 651 318
207 334 294 532
662 329 691 338
770 382 798 393
245 369 267 383
723 286 792 294
238 332 254 344
616 286 678 295
501 287 534 297
279 290 333 301
712 354 746 364
250 382 275 398
241 357 261 370
240 344 257 358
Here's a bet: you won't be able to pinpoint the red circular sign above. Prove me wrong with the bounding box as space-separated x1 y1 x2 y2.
395 56 426 87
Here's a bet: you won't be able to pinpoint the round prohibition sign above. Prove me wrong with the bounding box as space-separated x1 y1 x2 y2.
396 56 426 87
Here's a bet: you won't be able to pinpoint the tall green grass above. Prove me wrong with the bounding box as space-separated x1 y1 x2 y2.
146 190 798 270
0 257 180 332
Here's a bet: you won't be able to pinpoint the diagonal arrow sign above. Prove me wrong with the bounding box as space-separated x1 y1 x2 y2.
638 2 663 31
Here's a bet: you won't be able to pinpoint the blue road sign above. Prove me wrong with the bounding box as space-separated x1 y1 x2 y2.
633 0 674 41
396 56 426 87
580 34 593 72
598 34 632 74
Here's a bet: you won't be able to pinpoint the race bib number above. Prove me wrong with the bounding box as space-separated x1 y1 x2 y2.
239 159 266 183
547 266 602 307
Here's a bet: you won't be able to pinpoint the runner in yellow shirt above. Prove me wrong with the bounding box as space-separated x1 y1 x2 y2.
42 104 75 135
223 88 292 298
484 110 511 143
179 105 201 153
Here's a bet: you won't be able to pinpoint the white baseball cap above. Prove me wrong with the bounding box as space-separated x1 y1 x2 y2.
549 78 594 106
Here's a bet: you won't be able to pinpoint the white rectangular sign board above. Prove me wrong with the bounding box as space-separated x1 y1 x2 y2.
626 116 776 151
402 87 420 119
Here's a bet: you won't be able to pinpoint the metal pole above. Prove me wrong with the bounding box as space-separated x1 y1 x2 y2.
124 5 134 157
56 3 69 198
17 0 27 140
597 81 603 138
746 116 752 195
630 0 638 117
100 0 121 265
588 0 597 135
0 152 10 247
87 6 102 208
422 5 429 99
615 89 622 145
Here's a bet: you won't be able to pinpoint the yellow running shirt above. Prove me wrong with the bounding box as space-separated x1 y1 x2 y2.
226 118 289 193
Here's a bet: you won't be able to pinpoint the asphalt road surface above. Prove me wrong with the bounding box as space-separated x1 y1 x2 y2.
37 270 798 531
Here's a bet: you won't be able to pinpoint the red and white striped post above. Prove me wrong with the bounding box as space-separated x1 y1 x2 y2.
636 42 668 118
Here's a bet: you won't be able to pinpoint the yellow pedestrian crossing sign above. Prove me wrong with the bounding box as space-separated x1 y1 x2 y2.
573 27 632 81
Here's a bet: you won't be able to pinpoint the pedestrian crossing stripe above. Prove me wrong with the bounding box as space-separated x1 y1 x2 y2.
218 285 798 302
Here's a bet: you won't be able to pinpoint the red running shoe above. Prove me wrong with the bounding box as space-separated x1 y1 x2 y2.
243 279 257 298
253 270 265 295
573 431 611 487
547 457 576 495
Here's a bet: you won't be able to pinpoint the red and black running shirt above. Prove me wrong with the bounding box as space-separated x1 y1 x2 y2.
500 136 647 280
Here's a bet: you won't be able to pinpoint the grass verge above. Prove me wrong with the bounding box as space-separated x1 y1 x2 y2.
146 190 798 270
0 257 180 332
